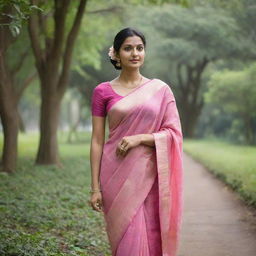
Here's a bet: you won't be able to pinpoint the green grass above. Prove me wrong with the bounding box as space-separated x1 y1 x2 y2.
0 131 111 256
184 138 256 208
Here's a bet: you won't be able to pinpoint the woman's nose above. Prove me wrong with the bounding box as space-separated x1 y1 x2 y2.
132 48 138 56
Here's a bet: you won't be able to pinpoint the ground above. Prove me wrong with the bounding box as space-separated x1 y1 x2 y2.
179 153 256 256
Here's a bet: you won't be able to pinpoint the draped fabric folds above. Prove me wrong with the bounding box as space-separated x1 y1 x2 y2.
99 79 183 256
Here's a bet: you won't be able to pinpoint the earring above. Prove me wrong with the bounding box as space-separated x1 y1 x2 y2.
116 59 121 67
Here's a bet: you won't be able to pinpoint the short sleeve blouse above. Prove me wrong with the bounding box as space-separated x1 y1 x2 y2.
91 82 123 117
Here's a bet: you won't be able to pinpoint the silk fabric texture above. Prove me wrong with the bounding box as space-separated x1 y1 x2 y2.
99 79 183 256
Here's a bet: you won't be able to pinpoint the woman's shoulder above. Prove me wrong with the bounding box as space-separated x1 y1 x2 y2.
153 78 175 97
151 78 164 84
92 81 110 95
152 78 171 88
94 81 110 89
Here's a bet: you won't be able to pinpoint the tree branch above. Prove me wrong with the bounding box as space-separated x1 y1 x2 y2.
191 57 209 106
38 9 52 36
28 0 44 71
185 64 193 95
51 0 70 63
38 10 54 58
16 72 37 100
57 0 87 96
10 47 30 76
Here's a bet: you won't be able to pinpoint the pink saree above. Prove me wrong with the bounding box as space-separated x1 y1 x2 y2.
100 78 183 256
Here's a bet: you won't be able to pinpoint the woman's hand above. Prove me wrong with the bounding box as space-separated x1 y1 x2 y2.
89 192 103 212
116 135 142 157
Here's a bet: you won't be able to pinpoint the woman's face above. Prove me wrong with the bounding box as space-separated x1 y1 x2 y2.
116 36 145 69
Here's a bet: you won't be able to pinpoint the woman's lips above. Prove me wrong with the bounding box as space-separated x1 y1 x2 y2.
130 59 139 62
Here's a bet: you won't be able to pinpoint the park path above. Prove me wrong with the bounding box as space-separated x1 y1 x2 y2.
179 153 256 256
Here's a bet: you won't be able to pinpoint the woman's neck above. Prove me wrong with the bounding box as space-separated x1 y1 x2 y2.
118 69 142 84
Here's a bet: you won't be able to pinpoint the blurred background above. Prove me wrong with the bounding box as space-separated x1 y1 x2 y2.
0 0 255 255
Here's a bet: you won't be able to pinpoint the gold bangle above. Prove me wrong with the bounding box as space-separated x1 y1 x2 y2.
90 189 102 193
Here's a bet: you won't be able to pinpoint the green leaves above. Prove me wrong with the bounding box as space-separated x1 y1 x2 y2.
133 5 243 63
0 0 43 37
205 63 256 144
206 63 256 115
0 132 111 255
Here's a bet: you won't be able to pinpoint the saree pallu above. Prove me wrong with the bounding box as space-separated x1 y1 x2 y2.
100 79 183 256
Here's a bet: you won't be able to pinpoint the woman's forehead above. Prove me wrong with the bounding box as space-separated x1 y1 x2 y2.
122 36 143 46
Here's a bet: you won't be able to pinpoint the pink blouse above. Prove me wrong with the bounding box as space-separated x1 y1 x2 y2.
91 82 123 117
91 80 153 117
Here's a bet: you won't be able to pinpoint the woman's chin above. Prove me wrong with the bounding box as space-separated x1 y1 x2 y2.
123 63 143 69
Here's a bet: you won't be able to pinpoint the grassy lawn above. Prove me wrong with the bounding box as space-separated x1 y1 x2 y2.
184 138 256 208
0 132 111 256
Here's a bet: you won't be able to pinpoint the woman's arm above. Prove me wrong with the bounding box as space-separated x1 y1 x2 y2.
139 134 155 147
90 116 106 190
116 133 155 157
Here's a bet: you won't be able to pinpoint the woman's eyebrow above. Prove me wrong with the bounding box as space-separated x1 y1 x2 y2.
123 44 144 46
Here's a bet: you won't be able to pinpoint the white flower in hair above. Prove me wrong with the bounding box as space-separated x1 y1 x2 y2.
108 45 117 61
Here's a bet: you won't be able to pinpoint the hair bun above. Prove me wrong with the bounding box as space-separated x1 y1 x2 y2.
110 57 122 70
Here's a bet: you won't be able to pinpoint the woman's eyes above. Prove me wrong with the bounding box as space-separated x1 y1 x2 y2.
124 46 144 51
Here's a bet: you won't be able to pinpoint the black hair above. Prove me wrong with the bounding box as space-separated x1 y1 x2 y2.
109 27 146 70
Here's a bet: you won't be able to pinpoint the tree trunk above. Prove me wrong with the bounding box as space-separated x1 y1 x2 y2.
0 4 35 172
67 118 81 143
0 106 19 173
67 99 81 143
0 58 19 173
176 59 208 138
35 86 62 165
18 110 26 133
179 99 203 138
243 115 255 145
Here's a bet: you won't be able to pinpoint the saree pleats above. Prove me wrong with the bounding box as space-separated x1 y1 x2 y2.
115 175 162 256
100 79 183 256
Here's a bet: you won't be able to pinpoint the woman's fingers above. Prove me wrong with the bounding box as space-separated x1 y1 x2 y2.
92 202 100 211
93 200 103 212
117 140 129 157
91 201 101 212
120 146 128 157
116 141 122 156
89 196 103 212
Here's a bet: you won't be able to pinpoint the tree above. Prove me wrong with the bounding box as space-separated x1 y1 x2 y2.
27 0 87 166
129 5 253 137
0 1 37 172
205 63 256 144
191 0 256 61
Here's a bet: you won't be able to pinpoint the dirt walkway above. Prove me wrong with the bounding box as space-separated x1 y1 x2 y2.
179 153 256 256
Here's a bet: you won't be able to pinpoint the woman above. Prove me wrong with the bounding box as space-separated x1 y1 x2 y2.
89 27 183 256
